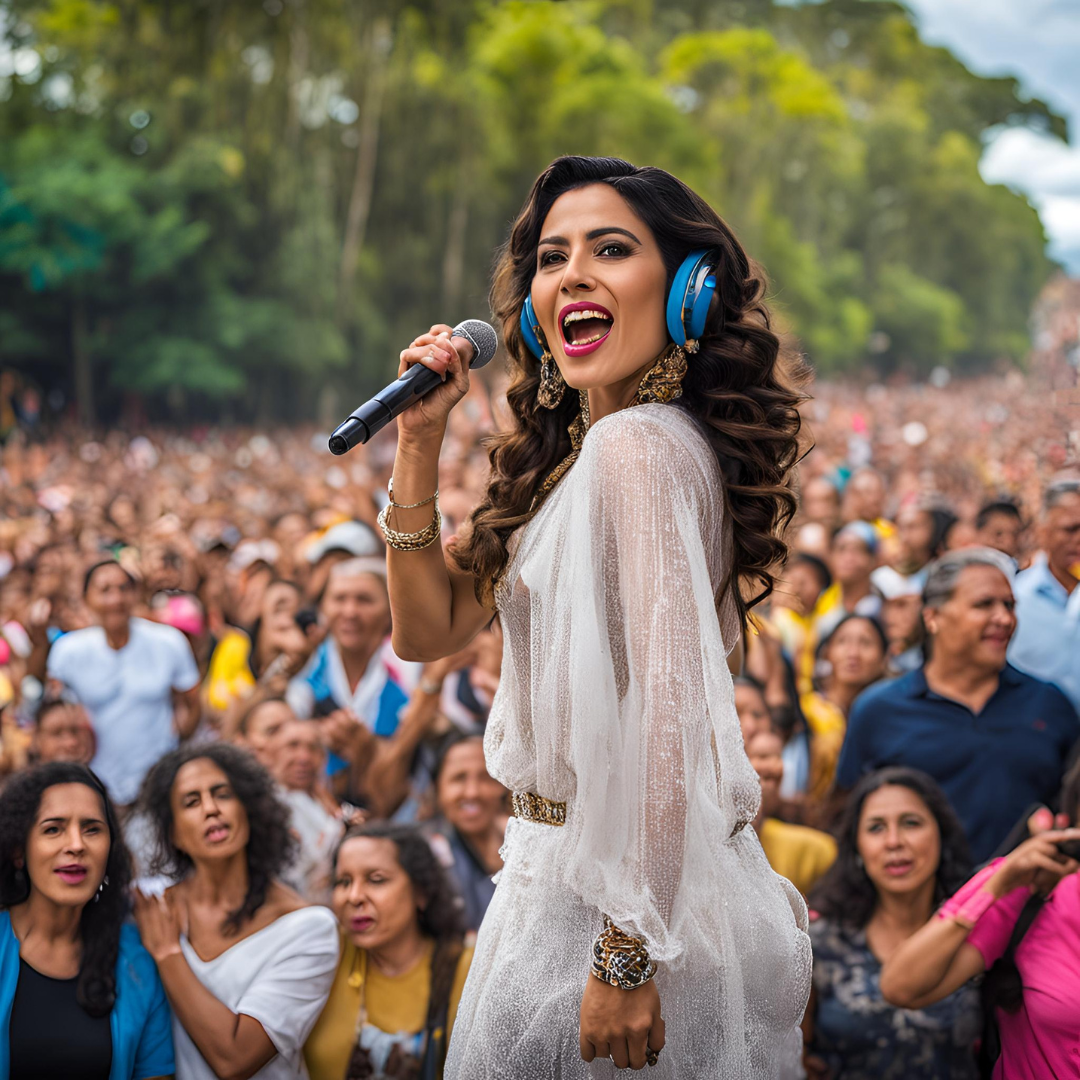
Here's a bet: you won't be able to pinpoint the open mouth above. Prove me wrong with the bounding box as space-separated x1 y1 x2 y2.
205 823 230 844
559 303 613 355
884 860 913 876
350 915 375 933
55 865 88 885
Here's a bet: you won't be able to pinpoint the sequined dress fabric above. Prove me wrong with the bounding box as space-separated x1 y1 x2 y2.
445 404 812 1079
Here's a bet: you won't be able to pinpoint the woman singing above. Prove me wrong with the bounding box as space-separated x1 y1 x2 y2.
382 155 812 1076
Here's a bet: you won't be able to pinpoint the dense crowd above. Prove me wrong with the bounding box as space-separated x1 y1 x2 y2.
1 365 1079 1079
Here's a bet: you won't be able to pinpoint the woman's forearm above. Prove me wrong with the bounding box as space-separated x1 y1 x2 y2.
386 437 490 660
156 953 276 1080
878 918 983 1009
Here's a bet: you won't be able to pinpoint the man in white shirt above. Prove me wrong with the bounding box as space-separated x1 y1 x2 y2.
46 560 201 806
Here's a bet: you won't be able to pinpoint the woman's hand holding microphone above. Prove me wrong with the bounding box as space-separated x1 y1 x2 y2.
395 323 472 452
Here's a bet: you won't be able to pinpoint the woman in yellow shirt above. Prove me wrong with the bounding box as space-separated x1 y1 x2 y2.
799 614 888 806
306 822 472 1080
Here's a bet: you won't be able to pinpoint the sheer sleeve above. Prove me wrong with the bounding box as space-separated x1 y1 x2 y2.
550 405 770 966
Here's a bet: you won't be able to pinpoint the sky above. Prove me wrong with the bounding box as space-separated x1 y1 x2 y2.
903 0 1080 274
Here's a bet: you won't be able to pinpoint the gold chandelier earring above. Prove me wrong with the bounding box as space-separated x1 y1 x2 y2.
536 351 567 410
632 343 689 406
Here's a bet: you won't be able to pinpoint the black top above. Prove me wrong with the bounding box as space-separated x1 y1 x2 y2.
9 957 112 1080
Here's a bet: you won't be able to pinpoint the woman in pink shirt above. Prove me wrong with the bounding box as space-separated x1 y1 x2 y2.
880 821 1080 1078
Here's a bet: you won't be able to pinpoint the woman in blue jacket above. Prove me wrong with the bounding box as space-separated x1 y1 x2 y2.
0 762 174 1080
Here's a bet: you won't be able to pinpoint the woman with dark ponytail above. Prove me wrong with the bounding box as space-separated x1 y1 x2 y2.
380 155 812 1075
0 762 173 1079
304 822 471 1080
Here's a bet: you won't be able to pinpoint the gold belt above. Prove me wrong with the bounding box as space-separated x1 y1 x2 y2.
512 791 567 827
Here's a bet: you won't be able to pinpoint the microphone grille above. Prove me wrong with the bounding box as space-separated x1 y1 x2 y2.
452 320 499 370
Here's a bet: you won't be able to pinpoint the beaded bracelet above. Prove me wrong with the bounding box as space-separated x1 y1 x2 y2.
590 916 657 990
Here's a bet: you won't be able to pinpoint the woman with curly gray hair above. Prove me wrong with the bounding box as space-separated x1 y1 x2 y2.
133 742 340 1080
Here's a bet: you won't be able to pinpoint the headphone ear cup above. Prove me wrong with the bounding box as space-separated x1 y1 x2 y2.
519 295 546 360
666 249 718 346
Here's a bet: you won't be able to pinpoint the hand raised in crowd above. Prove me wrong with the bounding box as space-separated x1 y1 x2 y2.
132 888 187 964
318 708 376 765
988 828 1080 898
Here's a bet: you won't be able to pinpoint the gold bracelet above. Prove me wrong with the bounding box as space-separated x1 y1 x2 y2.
377 498 442 551
590 916 657 990
387 476 438 510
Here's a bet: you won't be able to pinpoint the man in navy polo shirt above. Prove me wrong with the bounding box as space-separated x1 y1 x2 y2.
836 548 1079 862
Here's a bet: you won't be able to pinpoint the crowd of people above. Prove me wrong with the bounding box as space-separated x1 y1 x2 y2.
1 364 1079 1079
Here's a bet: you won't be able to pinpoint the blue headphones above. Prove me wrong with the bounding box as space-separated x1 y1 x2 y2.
519 248 718 360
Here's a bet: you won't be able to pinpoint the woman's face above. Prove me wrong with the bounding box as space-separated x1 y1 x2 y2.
826 618 886 690
23 783 110 909
734 683 771 744
745 730 784 818
332 837 422 953
436 739 506 838
239 700 292 769
170 758 250 863
530 184 669 397
856 784 941 900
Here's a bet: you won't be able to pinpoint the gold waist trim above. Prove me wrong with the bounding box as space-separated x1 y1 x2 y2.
512 791 567 827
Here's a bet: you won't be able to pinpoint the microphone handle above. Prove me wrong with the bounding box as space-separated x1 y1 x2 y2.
328 362 444 454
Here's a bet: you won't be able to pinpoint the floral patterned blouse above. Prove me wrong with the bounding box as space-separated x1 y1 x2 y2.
808 915 981 1079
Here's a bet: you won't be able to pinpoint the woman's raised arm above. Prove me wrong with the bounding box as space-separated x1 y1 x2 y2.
383 323 493 662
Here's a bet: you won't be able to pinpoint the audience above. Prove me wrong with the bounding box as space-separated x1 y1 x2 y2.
44 560 201 808
427 732 508 933
271 716 347 903
880 761 1080 1080
1008 477 1080 712
32 696 94 766
0 762 174 1079
837 549 1080 861
803 767 980 1080
744 722 837 898
135 743 339 1080
799 614 889 807
975 499 1023 561
1 367 1079 1076
305 822 472 1080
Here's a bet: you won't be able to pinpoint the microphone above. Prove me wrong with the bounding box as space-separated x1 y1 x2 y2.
328 320 498 455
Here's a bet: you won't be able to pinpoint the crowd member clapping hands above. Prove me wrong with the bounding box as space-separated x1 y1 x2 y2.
134 743 339 1080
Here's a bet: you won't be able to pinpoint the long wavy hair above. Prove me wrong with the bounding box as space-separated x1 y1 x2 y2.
337 822 466 1080
0 763 133 1017
452 155 809 626
138 742 296 935
809 767 972 930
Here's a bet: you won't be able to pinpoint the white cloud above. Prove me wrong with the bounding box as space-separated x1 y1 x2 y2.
980 126 1080 271
903 0 1080 271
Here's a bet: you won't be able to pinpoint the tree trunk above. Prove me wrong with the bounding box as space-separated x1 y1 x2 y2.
337 16 392 323
441 157 470 317
72 290 95 428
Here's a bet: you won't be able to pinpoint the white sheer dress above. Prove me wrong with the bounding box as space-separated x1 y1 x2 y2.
445 403 812 1079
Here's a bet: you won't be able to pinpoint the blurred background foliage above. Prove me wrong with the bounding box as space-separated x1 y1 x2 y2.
0 0 1067 423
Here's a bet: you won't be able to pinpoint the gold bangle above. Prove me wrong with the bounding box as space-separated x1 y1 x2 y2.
591 916 657 990
387 476 438 510
377 498 442 551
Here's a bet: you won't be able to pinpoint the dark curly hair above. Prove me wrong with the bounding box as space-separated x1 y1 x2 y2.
0 763 133 1017
810 767 972 930
137 742 296 935
451 155 809 629
335 822 465 1080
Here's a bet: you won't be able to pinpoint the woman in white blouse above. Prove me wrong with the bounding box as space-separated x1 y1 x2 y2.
379 155 812 1076
133 742 339 1079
